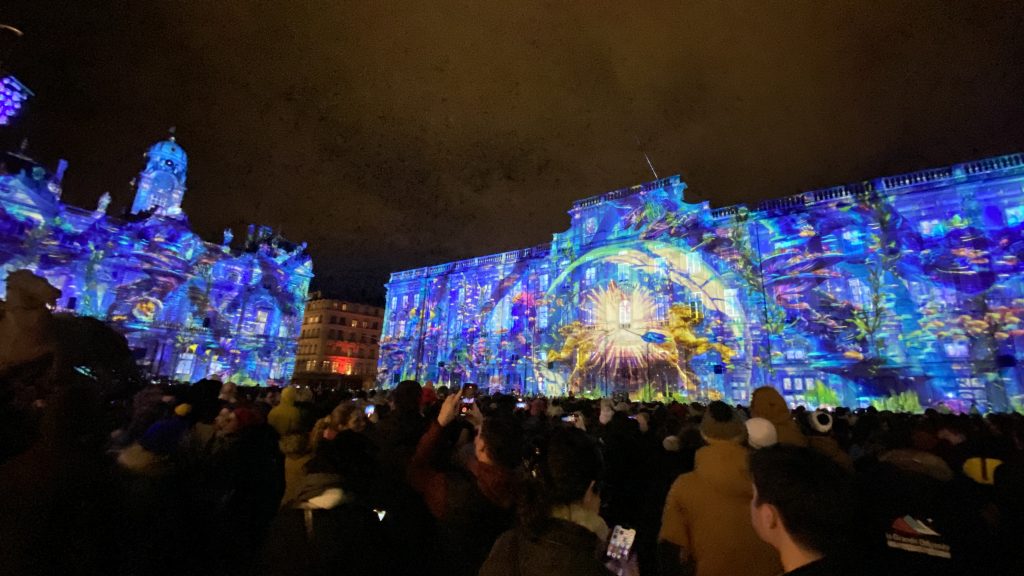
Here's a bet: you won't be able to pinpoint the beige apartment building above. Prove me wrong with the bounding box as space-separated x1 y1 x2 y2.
292 292 384 389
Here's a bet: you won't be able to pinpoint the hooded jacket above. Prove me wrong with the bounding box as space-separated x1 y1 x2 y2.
268 387 303 437
660 440 781 576
750 386 808 447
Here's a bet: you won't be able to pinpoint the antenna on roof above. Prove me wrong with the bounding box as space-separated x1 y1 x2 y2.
635 136 658 180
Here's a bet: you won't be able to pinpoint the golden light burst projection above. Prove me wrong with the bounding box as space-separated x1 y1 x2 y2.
581 281 674 377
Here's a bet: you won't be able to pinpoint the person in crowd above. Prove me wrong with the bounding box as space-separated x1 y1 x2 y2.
749 445 858 575
0 364 135 576
481 427 628 576
218 380 238 405
261 431 386 576
279 426 313 507
659 401 781 576
751 386 808 447
268 385 303 437
309 399 367 451
200 405 284 575
805 410 854 471
409 389 521 576
368 379 434 574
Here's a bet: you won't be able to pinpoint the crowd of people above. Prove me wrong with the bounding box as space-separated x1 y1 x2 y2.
2 364 1023 575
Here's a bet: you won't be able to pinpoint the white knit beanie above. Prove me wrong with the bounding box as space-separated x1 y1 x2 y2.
745 417 778 449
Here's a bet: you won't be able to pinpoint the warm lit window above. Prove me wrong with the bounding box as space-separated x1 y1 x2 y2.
618 299 632 327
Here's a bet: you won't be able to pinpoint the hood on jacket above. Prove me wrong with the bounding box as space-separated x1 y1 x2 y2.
691 440 754 498
279 386 297 406
750 386 790 424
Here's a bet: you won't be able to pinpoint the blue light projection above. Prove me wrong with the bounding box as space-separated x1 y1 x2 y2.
380 154 1024 412
0 136 313 386
0 76 31 126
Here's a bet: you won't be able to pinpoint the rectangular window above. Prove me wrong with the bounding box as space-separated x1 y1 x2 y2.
351 320 359 327
538 305 549 329
540 274 550 292
686 253 701 275
254 309 269 335
175 353 195 380
1005 205 1024 226
723 289 738 318
783 377 792 391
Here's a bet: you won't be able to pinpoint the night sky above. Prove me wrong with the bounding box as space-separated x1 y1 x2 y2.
3 2 1024 303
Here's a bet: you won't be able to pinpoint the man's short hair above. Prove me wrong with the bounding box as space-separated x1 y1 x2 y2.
750 445 854 556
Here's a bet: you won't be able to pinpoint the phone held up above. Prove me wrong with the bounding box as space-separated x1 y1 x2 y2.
606 525 636 561
364 404 375 417
459 383 478 417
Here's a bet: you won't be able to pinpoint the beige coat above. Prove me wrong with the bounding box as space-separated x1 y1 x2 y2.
659 440 781 576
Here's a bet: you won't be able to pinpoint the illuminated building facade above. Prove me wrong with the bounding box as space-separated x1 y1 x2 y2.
293 292 384 389
381 153 1024 411
0 135 313 385
0 76 31 126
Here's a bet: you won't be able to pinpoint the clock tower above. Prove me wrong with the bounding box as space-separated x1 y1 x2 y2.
131 129 188 217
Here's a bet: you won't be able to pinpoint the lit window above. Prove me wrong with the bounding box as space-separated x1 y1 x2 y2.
619 298 632 327
684 252 700 274
1007 205 1024 226
919 219 946 237
253 309 270 335
538 305 549 329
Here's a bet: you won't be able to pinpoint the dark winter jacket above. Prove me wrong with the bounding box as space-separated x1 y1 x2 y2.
261 473 386 576
480 518 614 576
409 420 516 576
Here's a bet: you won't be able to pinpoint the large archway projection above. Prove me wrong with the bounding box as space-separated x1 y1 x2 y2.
380 155 1024 411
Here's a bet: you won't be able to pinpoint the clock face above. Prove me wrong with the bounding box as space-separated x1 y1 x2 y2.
151 170 177 196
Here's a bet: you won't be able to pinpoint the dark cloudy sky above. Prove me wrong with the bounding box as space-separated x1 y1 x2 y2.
4 1 1024 302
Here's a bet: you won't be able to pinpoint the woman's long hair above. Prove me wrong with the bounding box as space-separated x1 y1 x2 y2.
519 427 604 537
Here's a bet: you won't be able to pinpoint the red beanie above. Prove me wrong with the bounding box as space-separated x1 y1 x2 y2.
232 407 263 430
